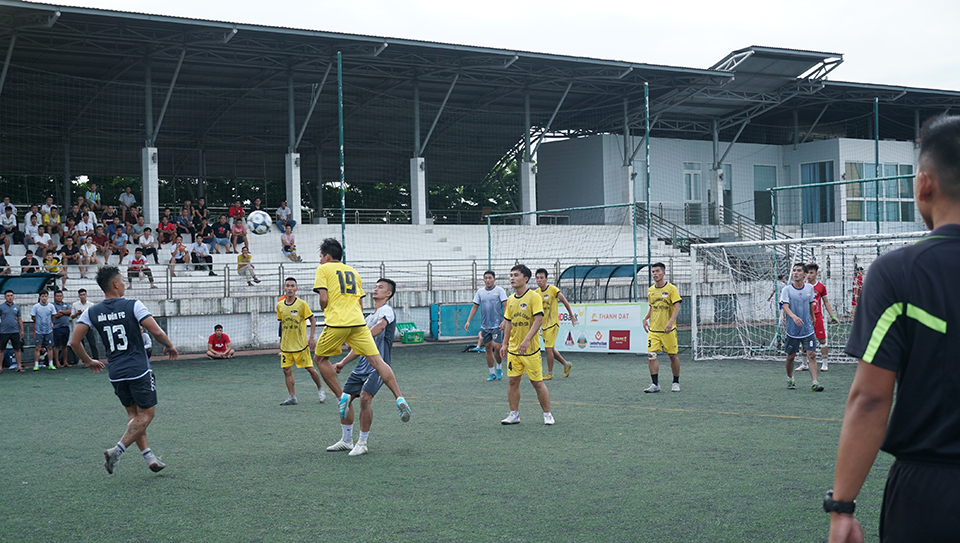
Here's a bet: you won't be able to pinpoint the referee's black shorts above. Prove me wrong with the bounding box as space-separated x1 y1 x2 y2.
881 459 960 542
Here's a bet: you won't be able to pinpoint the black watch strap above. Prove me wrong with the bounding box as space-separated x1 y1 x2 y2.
823 490 856 515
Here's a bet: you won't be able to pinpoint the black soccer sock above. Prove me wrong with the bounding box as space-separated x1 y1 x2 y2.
651 374 659 385
673 375 680 384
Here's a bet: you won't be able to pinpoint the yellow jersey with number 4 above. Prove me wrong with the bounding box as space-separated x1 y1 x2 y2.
313 261 366 327
504 288 543 355
648 282 681 333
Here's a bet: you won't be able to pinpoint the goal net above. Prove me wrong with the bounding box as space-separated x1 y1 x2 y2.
691 231 927 361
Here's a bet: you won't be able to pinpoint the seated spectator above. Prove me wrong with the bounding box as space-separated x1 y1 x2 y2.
206 325 235 359
20 250 39 274
62 217 79 247
76 213 95 242
231 217 248 252
169 235 189 276
59 236 81 273
161 207 175 224
188 237 215 276
79 236 100 277
158 215 177 245
107 225 129 264
138 227 159 264
34 225 57 260
237 246 261 286
0 195 16 216
181 199 194 220
80 204 98 227
129 212 146 240
118 186 137 221
84 182 102 212
280 224 302 262
0 246 11 275
276 200 296 231
193 197 209 227
91 225 109 261
211 215 233 254
228 200 245 221
196 217 215 250
24 204 42 229
75 195 86 213
23 215 40 252
40 196 55 216
176 207 195 242
44 251 66 291
101 205 119 237
127 247 156 289
248 197 265 215
43 205 63 241
65 204 82 226
0 206 14 251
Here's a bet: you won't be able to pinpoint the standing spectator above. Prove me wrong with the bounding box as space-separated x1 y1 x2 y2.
23 215 40 253
44 249 66 291
850 266 864 318
0 195 16 216
169 235 188 276
40 196 55 216
141 326 153 358
118 186 137 221
59 236 81 286
276 200 296 231
24 204 42 230
91 225 110 262
138 227 159 264
43 205 64 241
211 215 233 254
0 246 11 275
69 288 99 366
34 225 57 260
85 182 102 212
230 217 248 252
0 206 14 252
79 236 100 277
189 236 216 276
107 224 129 265
192 197 209 227
196 217 215 251
51 290 72 368
228 200 245 221
249 197 265 215
76 212 95 242
280 224 302 262
127 247 157 289
31 291 56 371
20 250 40 274
157 215 176 245
129 213 146 240
237 246 261 286
176 207 195 242
101 205 119 238
206 324 235 359
0 290 25 372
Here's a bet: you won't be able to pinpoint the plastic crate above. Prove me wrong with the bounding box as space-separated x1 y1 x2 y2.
396 322 424 344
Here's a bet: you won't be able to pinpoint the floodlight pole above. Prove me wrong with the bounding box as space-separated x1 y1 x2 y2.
338 52 346 261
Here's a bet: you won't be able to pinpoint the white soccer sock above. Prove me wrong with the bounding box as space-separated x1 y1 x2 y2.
359 431 369 443
342 424 353 443
115 442 126 458
543 412 552 417
495 363 502 370
489 367 496 375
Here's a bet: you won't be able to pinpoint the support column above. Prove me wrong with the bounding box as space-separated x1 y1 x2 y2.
142 147 159 225
520 162 536 225
410 158 427 225
63 141 71 208
285 153 303 226
316 149 326 224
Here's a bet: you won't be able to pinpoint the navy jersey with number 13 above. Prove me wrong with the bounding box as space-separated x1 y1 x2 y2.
77 297 152 382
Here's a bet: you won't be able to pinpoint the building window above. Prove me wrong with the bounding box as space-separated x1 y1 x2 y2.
844 162 915 222
801 161 835 223
683 162 702 201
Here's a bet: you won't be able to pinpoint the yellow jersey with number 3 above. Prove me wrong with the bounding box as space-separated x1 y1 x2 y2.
536 285 561 329
313 261 366 327
276 297 313 352
504 288 543 355
648 282 681 333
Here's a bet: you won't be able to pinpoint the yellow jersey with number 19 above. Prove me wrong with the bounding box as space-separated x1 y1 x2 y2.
504 288 544 355
276 297 313 352
313 261 366 327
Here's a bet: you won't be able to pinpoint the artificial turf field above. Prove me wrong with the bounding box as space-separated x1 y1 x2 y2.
0 343 891 543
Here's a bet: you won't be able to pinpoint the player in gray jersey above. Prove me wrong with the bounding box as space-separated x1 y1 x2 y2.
464 270 508 381
779 263 823 392
69 266 178 475
327 278 398 456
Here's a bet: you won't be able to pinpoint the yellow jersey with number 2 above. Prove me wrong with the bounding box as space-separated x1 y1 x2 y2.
313 261 366 327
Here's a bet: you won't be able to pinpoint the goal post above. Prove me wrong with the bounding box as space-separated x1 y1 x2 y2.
691 231 928 361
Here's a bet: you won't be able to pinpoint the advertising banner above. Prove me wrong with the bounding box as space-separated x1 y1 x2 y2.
555 302 648 354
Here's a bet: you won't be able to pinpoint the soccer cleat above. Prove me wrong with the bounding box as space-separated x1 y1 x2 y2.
495 368 502 380
147 458 166 473
280 396 298 406
486 373 497 382
543 373 554 380
338 393 350 419
318 388 326 403
543 413 555 426
32 364 39 371
397 397 411 422
48 363 56 370
787 379 796 390
501 412 520 425
820 362 829 372
325 439 354 452
104 447 119 474
348 441 368 456
643 383 661 393
812 382 825 392
797 363 809 371
671 382 680 392
563 362 573 378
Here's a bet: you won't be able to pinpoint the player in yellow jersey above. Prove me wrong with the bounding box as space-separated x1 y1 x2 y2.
534 268 577 380
313 238 411 423
642 262 682 393
499 264 554 426
277 277 334 405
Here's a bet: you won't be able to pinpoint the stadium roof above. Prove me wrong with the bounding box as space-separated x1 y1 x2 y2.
2 0 960 198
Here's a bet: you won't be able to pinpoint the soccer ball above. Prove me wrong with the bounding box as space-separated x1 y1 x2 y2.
247 210 272 235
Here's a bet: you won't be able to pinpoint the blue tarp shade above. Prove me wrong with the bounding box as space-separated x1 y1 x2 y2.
557 265 647 303
0 273 60 294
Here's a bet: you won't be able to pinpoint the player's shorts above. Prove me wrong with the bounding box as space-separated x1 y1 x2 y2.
343 369 385 398
541 325 559 349
112 371 158 409
53 327 70 346
34 332 54 347
880 459 960 542
280 348 313 369
784 334 817 354
813 316 827 342
315 325 379 358
0 332 23 350
506 350 543 381
648 330 678 355
480 327 503 346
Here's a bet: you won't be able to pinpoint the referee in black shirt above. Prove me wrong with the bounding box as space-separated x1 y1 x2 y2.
829 115 960 542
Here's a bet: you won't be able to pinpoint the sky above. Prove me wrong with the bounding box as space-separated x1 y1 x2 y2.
53 0 960 91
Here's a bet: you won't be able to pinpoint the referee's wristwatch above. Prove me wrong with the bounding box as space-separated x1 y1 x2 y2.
823 490 856 515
